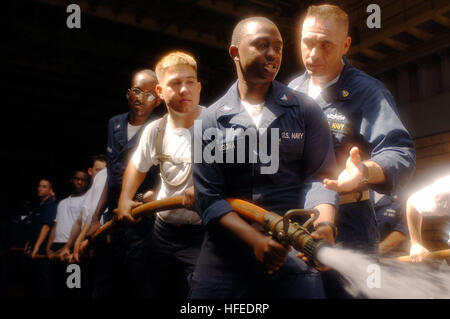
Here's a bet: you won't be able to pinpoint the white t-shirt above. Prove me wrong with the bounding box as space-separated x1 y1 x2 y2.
408 175 450 217
54 193 88 243
132 113 201 225
307 73 341 99
242 100 264 128
127 123 143 141
81 168 108 223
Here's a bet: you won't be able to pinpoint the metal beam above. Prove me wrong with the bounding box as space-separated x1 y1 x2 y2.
194 0 294 32
365 31 450 75
360 48 385 61
408 26 433 41
349 3 450 57
382 38 408 51
433 15 450 29
37 0 228 49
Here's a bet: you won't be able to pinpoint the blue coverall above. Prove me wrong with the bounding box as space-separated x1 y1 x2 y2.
289 57 416 298
92 112 159 298
191 81 339 299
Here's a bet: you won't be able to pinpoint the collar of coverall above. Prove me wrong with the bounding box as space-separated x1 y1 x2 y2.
215 80 298 129
299 56 354 102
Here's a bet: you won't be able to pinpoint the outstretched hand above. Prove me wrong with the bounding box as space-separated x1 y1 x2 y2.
323 147 366 192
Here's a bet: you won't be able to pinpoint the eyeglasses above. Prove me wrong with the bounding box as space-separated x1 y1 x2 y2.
128 87 156 102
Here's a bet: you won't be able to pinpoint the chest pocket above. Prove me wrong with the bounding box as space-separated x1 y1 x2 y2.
327 112 350 141
279 131 303 162
383 208 398 222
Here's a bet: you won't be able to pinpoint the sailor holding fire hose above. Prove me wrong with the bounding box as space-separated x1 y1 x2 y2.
116 52 205 298
190 17 339 299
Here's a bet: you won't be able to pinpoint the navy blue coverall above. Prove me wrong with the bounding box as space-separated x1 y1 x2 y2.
28 197 57 298
289 58 415 254
373 193 408 243
289 57 415 298
92 112 159 298
190 81 339 299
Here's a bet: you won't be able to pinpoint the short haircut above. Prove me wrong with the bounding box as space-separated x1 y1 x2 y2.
305 4 349 35
130 69 157 86
73 169 89 177
90 154 106 167
231 17 276 46
155 51 197 83
39 178 53 189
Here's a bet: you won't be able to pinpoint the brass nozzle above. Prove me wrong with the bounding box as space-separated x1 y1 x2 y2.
300 237 331 268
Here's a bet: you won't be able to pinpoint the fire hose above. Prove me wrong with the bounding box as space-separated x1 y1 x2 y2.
86 196 331 267
225 198 331 267
395 249 450 262
93 196 185 240
90 196 330 267
12 195 449 264
11 196 187 261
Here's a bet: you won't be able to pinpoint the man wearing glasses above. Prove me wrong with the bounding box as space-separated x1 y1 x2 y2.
92 69 162 298
106 69 162 209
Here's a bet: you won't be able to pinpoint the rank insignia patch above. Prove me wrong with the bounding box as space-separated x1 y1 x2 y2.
219 105 232 113
280 94 290 102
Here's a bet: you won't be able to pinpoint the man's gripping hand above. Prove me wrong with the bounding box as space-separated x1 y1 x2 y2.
55 246 71 262
182 186 195 210
296 223 335 271
114 198 141 225
253 235 290 273
410 243 430 263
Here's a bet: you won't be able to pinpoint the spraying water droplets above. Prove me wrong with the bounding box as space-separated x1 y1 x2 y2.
317 247 450 299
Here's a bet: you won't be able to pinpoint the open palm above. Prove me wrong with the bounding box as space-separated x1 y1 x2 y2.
324 147 364 192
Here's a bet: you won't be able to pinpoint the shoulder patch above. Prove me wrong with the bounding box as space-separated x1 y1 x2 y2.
280 94 290 102
341 89 350 98
219 105 233 113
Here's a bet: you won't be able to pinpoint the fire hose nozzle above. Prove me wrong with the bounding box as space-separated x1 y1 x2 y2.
225 199 333 269
275 208 332 268
300 237 331 268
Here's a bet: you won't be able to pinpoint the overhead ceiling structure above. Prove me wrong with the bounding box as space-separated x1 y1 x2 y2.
347 0 450 74
37 0 450 74
37 0 312 49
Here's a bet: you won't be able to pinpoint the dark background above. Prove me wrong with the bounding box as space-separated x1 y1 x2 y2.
3 1 305 207
3 0 450 211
